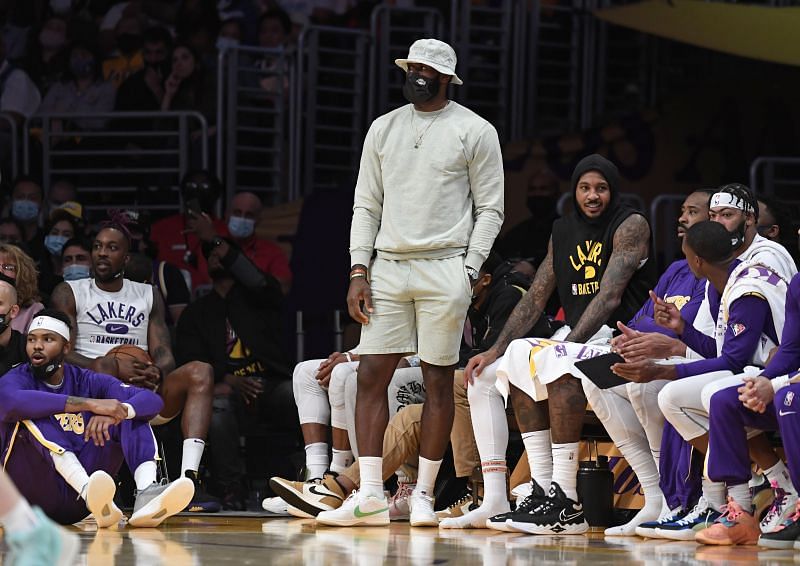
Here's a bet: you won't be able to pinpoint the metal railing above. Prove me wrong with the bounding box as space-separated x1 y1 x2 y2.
749 156 800 197
24 111 207 214
216 44 296 207
0 112 19 182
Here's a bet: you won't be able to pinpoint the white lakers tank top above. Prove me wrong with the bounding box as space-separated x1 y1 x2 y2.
68 278 153 359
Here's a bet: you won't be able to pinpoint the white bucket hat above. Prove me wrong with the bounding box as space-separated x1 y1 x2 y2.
395 38 463 86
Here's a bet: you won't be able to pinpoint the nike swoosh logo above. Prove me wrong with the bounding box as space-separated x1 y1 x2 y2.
354 505 388 518
779 410 796 416
559 508 583 522
309 485 343 501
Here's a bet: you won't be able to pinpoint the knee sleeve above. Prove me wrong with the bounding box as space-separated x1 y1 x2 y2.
292 359 331 426
583 379 644 446
328 362 357 430
467 359 508 461
626 381 666 451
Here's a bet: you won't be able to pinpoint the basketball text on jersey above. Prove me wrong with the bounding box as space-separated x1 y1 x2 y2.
85 301 147 346
569 241 603 295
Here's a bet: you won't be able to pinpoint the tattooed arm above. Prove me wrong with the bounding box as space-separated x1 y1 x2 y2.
50 282 96 368
147 288 177 377
565 214 650 343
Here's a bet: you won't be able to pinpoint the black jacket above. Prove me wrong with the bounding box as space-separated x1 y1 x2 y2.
175 245 290 382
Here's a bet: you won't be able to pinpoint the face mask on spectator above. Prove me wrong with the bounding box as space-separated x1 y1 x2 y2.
227 216 255 239
70 56 95 79
62 264 91 281
0 309 12 334
44 234 68 256
49 0 72 15
12 200 39 222
39 29 66 50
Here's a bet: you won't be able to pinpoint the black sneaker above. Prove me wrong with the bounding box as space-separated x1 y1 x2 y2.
183 471 222 513
505 482 588 535
486 480 548 532
759 509 800 549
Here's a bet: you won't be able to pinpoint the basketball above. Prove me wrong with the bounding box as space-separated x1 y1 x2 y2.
107 344 152 365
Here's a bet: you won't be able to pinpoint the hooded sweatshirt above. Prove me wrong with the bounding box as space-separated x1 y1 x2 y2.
551 154 656 328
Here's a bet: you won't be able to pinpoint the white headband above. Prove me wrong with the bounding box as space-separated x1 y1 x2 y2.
710 192 753 213
28 316 70 342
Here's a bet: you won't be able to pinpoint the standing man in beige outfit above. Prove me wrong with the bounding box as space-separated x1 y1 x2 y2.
316 38 504 528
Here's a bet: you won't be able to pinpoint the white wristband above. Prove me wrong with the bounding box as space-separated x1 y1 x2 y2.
345 352 352 363
123 402 136 420
772 374 790 393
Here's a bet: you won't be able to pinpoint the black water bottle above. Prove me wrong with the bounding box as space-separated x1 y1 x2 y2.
577 451 614 527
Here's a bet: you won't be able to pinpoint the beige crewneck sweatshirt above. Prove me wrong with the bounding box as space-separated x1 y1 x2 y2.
349 101 504 271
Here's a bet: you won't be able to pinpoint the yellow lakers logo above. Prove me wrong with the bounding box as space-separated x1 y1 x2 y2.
569 241 603 280
665 295 691 311
54 413 85 435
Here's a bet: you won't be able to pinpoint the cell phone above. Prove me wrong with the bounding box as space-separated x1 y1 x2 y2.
185 197 202 217
574 352 628 389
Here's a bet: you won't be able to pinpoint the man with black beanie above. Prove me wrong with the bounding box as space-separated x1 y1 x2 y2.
447 154 656 532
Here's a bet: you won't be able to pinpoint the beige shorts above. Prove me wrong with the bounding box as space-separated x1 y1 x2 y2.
358 255 472 366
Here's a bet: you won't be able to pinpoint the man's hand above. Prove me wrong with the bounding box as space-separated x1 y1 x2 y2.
185 211 218 242
650 291 684 334
615 328 684 362
129 364 162 391
346 278 373 325
224 374 264 404
611 359 676 383
84 399 128 421
610 321 640 352
738 376 774 413
316 352 350 388
85 415 118 446
464 349 499 387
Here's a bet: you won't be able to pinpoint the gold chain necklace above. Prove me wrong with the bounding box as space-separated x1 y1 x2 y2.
411 103 449 149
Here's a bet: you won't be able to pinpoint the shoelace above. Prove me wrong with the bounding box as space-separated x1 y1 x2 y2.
763 483 788 525
774 499 800 532
656 508 685 525
516 489 547 513
390 483 415 505
673 499 710 526
446 491 474 512
718 497 744 525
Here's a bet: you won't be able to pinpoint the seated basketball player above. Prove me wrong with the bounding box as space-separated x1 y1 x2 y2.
0 310 194 527
50 224 219 512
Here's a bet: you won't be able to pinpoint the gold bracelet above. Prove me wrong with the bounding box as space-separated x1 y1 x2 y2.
349 272 367 281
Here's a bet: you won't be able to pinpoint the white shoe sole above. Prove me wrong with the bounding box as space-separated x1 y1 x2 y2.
653 527 704 541
86 471 123 528
129 478 195 528
486 519 517 532
316 509 389 527
409 513 439 527
506 520 589 535
287 504 314 519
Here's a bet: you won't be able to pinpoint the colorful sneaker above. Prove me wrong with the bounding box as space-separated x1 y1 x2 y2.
486 480 547 532
269 473 346 518
635 505 686 538
759 500 800 549
183 471 221 513
316 490 389 527
409 491 438 527
129 477 195 528
654 497 721 541
388 481 415 521
435 487 479 521
751 474 775 521
84 470 124 528
6 507 80 566
760 481 798 534
695 496 760 545
504 482 588 535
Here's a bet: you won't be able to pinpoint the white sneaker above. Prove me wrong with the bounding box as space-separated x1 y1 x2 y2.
129 477 195 528
85 470 124 528
316 490 389 527
409 492 438 527
261 496 290 516
760 482 798 534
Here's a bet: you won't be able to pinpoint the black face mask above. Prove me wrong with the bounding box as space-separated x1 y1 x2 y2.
31 357 63 381
0 310 11 334
402 72 441 104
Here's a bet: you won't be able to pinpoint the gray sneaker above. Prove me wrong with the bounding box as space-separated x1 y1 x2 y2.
129 477 194 528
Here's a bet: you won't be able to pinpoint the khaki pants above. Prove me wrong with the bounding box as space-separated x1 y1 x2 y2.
341 371 478 485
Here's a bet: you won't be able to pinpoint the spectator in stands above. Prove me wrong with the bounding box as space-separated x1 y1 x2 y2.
60 237 92 281
175 5 220 73
0 278 27 375
9 176 45 263
495 167 560 266
39 210 81 297
102 15 144 88
0 219 23 247
45 178 78 217
38 41 116 134
122 209 192 325
0 29 42 126
254 9 291 96
150 170 228 293
217 18 243 49
115 26 173 114
0 244 44 333
24 15 70 95
175 236 294 509
161 44 216 141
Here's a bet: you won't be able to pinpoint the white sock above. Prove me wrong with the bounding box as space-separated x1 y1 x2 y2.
764 460 795 494
604 497 663 536
522 430 552 489
331 448 353 474
51 451 90 498
414 456 442 497
702 478 727 511
359 457 384 498
305 442 330 479
551 442 580 501
0 498 39 535
728 483 752 511
615 437 662 502
181 438 206 475
439 460 509 529
134 461 158 491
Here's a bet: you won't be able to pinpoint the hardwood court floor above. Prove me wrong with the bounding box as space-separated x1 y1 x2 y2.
7 516 798 564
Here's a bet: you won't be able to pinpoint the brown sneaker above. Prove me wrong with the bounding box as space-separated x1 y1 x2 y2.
695 497 760 546
269 472 346 517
